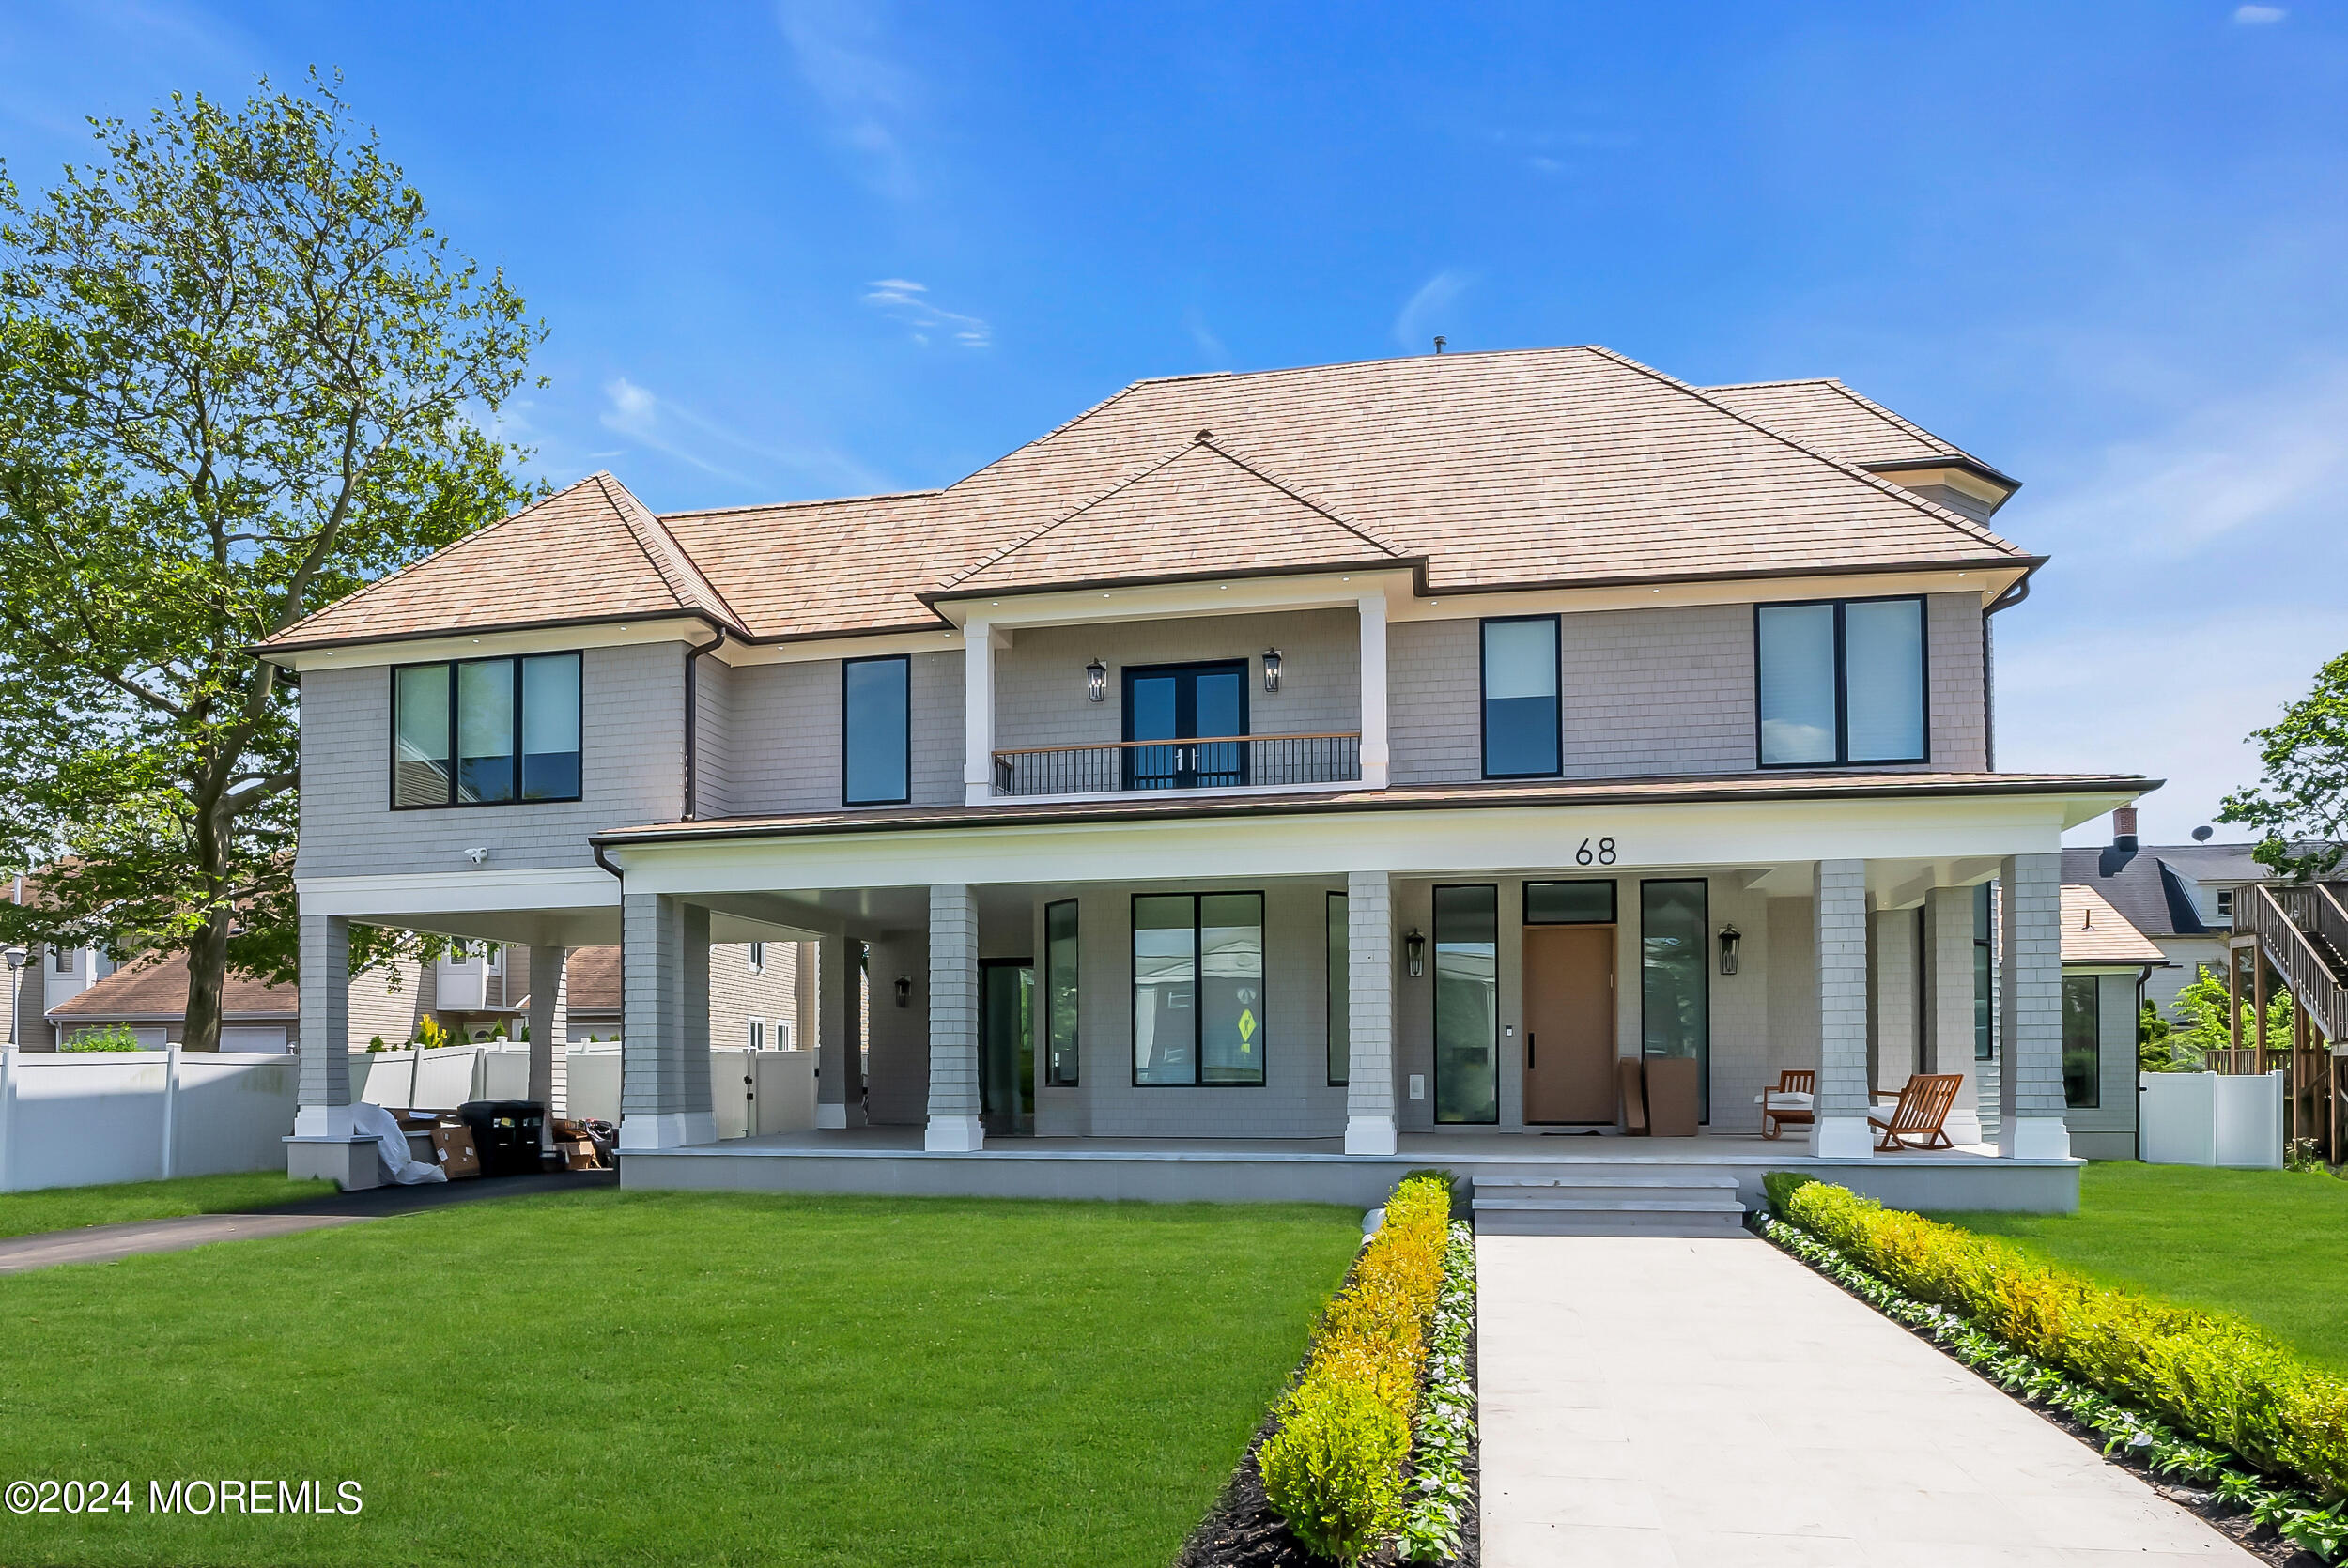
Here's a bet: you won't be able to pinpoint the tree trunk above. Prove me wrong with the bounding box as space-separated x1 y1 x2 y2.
181 908 230 1052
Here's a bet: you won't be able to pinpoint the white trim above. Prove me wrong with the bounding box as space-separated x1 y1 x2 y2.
932 569 1418 630
964 620 1000 806
1390 565 2025 624
293 1102 358 1138
980 778 1357 809
1357 593 1390 790
271 618 707 671
2000 1115 2072 1160
1873 466 2011 506
1811 1115 1875 1159
720 627 965 666
1344 1115 1398 1155
295 867 620 916
619 1110 719 1150
923 1115 985 1152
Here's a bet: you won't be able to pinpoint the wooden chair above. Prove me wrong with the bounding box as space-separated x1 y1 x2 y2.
1758 1069 1815 1141
1868 1073 1965 1151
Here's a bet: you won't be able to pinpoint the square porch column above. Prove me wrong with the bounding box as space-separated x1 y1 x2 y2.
1356 595 1389 790
286 910 379 1188
924 884 984 1151
815 937 865 1128
1925 886 1985 1145
1999 852 2069 1159
527 945 569 1139
1344 869 1399 1153
619 894 718 1150
964 621 1004 807
1812 859 1875 1158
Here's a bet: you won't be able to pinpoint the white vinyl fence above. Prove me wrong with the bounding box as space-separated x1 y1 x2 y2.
0 1046 299 1193
2139 1070 2284 1168
563 1045 814 1138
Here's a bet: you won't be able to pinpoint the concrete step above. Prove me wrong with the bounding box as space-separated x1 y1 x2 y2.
1470 1171 1750 1237
1473 1194 1744 1214
1475 1209 1752 1237
1475 1176 1740 1196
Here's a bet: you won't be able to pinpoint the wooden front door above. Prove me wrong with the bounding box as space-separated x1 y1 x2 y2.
1522 925 1616 1124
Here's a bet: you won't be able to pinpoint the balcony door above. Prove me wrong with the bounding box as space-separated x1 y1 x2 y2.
1123 660 1248 791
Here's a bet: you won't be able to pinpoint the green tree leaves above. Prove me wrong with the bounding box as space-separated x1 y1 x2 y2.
2220 650 2348 882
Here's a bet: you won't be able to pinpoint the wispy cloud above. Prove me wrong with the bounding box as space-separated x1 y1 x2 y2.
775 0 919 200
1183 306 1229 365
1392 269 1473 350
597 377 887 494
2233 5 2286 23
860 278 991 347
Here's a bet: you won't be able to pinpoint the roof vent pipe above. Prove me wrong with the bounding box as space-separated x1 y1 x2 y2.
2112 806 2139 853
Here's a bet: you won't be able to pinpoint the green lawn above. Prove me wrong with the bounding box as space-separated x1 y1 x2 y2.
1940 1161 2348 1373
0 1189 1355 1567
0 1172 333 1239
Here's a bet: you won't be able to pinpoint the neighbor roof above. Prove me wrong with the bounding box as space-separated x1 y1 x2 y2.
2061 884 2168 966
2061 846 2217 939
48 951 295 1022
262 346 2035 653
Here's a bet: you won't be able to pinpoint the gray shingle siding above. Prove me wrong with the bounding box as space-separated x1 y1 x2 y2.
724 649 963 815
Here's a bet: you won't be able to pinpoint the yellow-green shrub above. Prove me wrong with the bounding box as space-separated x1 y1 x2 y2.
1784 1180 2348 1498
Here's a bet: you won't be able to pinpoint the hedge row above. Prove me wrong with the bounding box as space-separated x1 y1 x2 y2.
1769 1174 2348 1500
1259 1174 1454 1564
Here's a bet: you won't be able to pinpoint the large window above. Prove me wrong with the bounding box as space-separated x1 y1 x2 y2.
1640 879 1709 1120
2062 974 2100 1109
1133 893 1265 1086
1327 892 1350 1086
393 653 581 808
1755 597 1925 767
842 654 911 806
1045 899 1080 1087
1432 884 1499 1123
1480 617 1561 778
1973 882 1995 1061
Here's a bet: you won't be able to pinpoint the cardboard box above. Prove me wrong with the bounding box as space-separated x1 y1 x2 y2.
431 1123 481 1179
562 1139 600 1172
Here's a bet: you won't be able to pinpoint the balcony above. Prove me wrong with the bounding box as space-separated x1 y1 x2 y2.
990 732 1363 798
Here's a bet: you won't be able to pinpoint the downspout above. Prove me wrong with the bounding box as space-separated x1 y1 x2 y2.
1982 572 2032 775
681 625 728 822
2135 961 2154 1162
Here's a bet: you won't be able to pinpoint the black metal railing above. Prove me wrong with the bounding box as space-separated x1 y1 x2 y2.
990 732 1362 797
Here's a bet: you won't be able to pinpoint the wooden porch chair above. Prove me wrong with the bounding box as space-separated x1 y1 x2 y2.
1868 1072 1965 1151
1758 1069 1815 1141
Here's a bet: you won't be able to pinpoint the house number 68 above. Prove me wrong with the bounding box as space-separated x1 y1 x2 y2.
1576 838 1617 866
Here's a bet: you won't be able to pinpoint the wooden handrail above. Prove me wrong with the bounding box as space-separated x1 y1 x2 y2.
2245 884 2348 1044
991 731 1361 760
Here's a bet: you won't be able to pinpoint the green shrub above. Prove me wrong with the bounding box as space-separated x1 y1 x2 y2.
62 1023 147 1052
1259 1374 1411 1563
1761 1170 1815 1219
1784 1180 2348 1498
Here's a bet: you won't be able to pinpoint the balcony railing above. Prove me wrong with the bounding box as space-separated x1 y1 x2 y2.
990 732 1362 798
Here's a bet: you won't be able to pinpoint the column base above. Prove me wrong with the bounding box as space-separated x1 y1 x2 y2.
815 1102 867 1130
1999 1115 2071 1160
1810 1115 1876 1159
1344 1115 1399 1156
284 1134 382 1190
618 1110 719 1151
1942 1108 1985 1147
923 1115 985 1152
292 1103 357 1139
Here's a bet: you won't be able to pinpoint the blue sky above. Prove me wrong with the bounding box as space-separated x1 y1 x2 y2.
5 1 2345 844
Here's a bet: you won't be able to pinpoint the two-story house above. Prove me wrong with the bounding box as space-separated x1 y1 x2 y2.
259 346 2150 1210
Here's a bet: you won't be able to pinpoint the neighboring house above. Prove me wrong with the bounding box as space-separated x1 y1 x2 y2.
513 942 804 1049
2058 883 2169 1161
48 951 301 1051
256 345 2152 1206
2061 807 2271 1019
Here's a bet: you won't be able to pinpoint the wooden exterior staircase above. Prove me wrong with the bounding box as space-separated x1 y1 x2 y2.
2228 882 2348 1160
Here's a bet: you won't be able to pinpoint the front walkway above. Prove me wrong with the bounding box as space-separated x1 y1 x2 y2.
1477 1232 2248 1566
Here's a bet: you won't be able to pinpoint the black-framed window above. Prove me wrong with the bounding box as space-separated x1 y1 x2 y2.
1755 596 1925 767
1132 892 1265 1086
392 653 581 809
1045 899 1080 1087
842 654 911 806
1327 891 1350 1086
1433 884 1499 1124
1973 882 1995 1061
1525 880 1616 925
1480 616 1561 778
2062 974 2100 1109
1640 879 1708 1121
1123 659 1249 790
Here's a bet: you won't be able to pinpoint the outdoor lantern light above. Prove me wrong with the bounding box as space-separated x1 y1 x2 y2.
1262 648 1283 692
1405 928 1427 978
1086 657 1107 701
894 975 913 1007
1717 923 1741 976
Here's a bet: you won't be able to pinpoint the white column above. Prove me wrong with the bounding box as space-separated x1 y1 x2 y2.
964 620 1001 806
1999 852 2069 1159
619 894 718 1150
1357 594 1389 790
294 911 355 1137
1344 870 1398 1154
1812 860 1874 1158
924 884 984 1151
527 945 569 1140
815 937 866 1128
794 941 819 1054
1926 885 1985 1145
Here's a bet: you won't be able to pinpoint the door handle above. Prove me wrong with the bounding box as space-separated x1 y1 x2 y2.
1527 1032 1536 1068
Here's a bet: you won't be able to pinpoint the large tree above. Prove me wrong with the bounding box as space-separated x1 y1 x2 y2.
0 72 543 1048
2220 651 2348 882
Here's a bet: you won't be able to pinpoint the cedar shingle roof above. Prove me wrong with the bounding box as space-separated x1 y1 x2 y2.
2061 884 2169 966
265 346 2036 652
1701 377 1983 470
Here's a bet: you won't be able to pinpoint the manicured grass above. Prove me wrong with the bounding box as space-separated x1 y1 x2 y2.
0 1190 1357 1567
0 1173 334 1239
1939 1161 2348 1373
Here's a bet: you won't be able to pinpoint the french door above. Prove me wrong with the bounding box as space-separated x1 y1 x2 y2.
1122 660 1249 790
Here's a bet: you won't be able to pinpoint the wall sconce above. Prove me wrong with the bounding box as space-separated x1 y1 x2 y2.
893 976 913 1007
1262 648 1283 693
1404 928 1427 978
1085 657 1106 702
1717 924 1741 976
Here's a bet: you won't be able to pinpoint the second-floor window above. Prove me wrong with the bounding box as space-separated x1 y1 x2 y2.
748 942 766 974
2216 887 2235 922
842 654 910 806
1755 596 1925 767
394 653 582 807
1481 616 1561 778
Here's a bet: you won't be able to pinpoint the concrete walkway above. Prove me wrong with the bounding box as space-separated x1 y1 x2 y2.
0 1213 367 1274
1478 1231 2252 1566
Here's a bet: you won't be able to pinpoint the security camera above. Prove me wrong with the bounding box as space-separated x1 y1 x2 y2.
464 847 490 866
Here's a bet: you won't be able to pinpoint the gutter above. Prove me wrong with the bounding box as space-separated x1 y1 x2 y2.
681 625 728 822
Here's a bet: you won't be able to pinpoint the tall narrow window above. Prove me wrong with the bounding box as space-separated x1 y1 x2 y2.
1755 597 1925 766
2062 974 2100 1108
456 659 516 803
394 665 454 807
1973 883 1995 1061
747 942 766 974
842 654 911 806
1480 617 1561 778
1433 884 1499 1124
1327 892 1350 1086
1045 899 1080 1087
748 1020 765 1051
393 654 584 809
519 653 582 800
1132 893 1264 1086
1641 879 1708 1120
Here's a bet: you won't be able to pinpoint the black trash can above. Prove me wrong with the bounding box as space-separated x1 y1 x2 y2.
457 1099 545 1176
